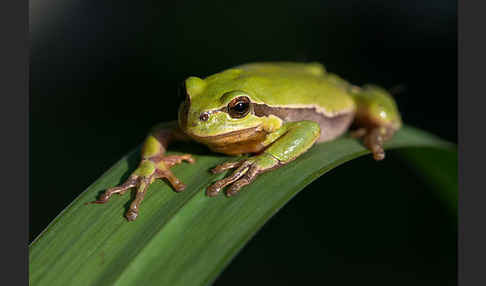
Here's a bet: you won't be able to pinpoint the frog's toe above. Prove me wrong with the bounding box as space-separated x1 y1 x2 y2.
360 126 395 161
206 160 253 196
86 175 139 205
207 160 262 197
225 164 259 197
161 154 195 167
125 209 139 221
156 168 187 192
206 187 221 197
371 148 385 161
210 160 244 174
225 178 251 197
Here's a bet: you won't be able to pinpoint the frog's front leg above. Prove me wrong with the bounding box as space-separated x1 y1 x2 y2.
350 85 402 160
88 122 194 221
207 121 321 197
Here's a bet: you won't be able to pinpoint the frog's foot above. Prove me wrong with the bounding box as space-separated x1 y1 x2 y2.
351 127 395 161
207 153 279 197
87 154 194 221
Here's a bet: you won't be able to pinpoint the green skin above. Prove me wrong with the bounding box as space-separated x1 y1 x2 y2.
90 62 402 221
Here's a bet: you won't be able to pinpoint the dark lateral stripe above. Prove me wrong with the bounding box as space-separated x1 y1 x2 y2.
253 103 331 120
252 103 355 142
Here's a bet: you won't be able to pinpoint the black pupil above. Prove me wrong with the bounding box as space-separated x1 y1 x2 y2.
233 102 248 112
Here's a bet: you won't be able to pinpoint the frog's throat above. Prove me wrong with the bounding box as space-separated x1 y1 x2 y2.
188 125 268 155
188 125 266 145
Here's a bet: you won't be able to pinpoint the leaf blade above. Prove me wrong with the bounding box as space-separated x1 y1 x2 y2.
29 124 456 286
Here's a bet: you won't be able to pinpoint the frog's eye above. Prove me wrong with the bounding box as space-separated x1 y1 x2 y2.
227 96 251 118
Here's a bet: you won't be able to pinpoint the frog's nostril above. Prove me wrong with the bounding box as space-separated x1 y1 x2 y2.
199 113 209 121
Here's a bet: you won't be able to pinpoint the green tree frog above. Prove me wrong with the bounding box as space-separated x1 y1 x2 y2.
90 62 402 221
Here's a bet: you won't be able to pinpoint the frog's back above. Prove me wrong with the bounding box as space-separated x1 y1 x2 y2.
226 62 356 117
235 62 327 78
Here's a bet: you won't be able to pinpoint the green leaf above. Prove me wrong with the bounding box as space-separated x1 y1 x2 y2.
29 124 456 286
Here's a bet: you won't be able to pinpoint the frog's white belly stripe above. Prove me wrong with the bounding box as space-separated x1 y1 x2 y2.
260 103 355 117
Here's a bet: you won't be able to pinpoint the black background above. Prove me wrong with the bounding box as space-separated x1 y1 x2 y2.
30 1 457 285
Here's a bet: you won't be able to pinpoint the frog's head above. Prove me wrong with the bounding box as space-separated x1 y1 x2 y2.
178 69 281 144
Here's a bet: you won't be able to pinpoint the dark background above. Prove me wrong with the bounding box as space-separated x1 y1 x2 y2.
30 0 457 285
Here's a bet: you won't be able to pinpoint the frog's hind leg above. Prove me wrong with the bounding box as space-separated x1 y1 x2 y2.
350 85 402 160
